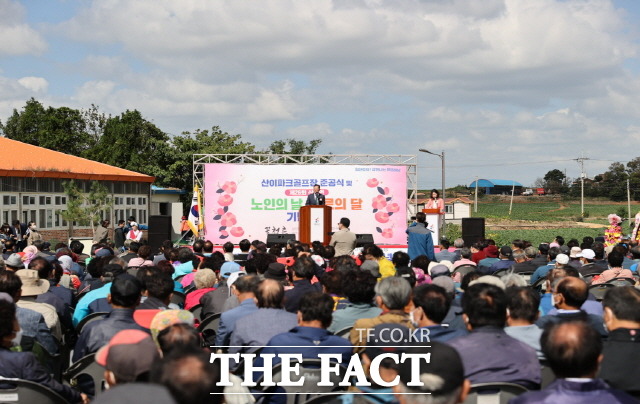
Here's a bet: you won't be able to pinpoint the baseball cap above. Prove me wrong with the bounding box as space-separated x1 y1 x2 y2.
499 246 512 258
430 265 451 279
220 261 241 277
360 260 380 278
398 342 465 395
96 330 160 383
578 249 595 260
469 275 506 290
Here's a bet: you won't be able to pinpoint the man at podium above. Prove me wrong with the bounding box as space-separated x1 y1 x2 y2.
305 184 325 205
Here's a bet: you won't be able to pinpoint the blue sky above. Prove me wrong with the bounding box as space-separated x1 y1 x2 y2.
2 0 640 190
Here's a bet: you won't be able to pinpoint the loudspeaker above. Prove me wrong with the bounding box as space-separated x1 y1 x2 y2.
148 215 172 253
461 218 485 247
355 234 375 247
266 234 296 247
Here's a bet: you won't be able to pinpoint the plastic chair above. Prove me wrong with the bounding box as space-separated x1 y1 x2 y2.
539 360 556 389
189 304 203 322
0 378 68 404
63 353 105 397
75 312 108 335
197 312 221 347
581 271 603 285
170 291 186 308
183 285 196 296
588 283 616 301
605 277 636 287
463 382 528 404
74 312 108 333
334 326 352 340
32 341 63 382
257 359 348 404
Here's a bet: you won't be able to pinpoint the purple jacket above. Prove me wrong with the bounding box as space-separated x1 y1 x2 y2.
510 379 637 404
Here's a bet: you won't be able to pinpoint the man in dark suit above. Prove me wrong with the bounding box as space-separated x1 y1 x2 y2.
305 184 325 205
10 220 27 251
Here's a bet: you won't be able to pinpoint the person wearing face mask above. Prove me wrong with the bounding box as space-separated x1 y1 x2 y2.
0 293 88 404
26 222 42 246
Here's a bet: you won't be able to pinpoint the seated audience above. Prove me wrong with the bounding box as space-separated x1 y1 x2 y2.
215 275 259 347
0 295 87 403
448 282 540 388
283 256 321 313
599 286 640 397
505 286 543 358
184 268 217 310
328 269 381 333
511 321 637 403
592 251 634 284
412 284 468 342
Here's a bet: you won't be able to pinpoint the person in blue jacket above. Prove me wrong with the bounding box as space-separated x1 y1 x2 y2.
406 212 435 261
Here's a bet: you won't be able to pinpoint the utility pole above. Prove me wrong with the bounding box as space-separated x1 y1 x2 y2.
509 181 515 215
576 154 590 216
474 176 478 213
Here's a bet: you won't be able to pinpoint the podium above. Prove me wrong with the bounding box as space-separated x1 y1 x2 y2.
422 208 442 245
299 205 333 245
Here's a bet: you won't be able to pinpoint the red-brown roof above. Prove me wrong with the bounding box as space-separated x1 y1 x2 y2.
0 138 154 183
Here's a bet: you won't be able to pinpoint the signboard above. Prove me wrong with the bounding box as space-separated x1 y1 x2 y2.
203 164 407 244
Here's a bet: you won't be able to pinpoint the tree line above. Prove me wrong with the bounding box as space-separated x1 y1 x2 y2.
0 98 322 200
536 163 640 202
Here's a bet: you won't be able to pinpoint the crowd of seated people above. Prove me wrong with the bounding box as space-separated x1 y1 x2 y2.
0 230 638 404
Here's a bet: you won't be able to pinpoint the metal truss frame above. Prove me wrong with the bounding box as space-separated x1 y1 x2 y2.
193 154 418 218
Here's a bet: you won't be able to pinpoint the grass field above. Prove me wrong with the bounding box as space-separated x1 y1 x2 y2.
471 199 629 223
463 198 636 246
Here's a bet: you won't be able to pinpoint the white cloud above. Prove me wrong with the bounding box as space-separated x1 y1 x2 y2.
0 0 46 56
17 76 48 93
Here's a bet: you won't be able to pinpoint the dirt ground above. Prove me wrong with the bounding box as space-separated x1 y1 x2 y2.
486 219 606 230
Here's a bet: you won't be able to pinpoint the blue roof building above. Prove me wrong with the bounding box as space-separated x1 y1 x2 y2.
468 179 523 195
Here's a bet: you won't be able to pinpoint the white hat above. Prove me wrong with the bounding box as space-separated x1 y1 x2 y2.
578 249 595 260
569 247 582 258
16 269 50 296
556 254 570 265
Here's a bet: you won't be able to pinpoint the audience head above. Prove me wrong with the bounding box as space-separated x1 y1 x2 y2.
374 276 412 311
506 287 541 325
151 348 223 404
97 329 160 385
553 276 588 310
298 292 334 329
292 255 315 280
156 323 202 356
109 274 142 308
412 284 451 325
194 269 217 290
541 321 602 378
462 283 507 329
256 279 285 309
602 286 640 330
342 270 377 305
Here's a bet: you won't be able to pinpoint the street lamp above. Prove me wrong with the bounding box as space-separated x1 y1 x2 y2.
419 148 446 234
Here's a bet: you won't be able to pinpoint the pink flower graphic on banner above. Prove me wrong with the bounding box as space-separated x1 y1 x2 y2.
375 211 390 223
218 194 233 206
386 203 400 213
220 212 237 227
230 227 244 237
221 181 237 194
220 229 229 238
367 178 379 188
217 208 225 215
372 195 387 210
381 228 393 238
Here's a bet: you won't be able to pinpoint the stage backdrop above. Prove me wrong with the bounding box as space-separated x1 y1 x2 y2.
203 164 408 244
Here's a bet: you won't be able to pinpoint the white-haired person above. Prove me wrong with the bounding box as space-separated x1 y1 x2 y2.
184 268 217 310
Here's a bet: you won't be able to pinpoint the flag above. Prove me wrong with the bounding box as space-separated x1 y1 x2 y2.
188 185 200 236
197 184 204 233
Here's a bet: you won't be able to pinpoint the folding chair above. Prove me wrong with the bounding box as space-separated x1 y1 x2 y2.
170 291 186 308
197 312 221 347
257 359 348 404
75 312 108 335
63 353 106 397
605 277 636 287
0 378 68 404
189 303 203 322
588 283 616 301
334 327 352 340
463 382 528 404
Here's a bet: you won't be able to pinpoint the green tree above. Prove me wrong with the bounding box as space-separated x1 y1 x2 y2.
1 98 93 156
59 180 113 239
543 169 568 194
85 110 175 182
268 138 322 154
168 126 256 194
